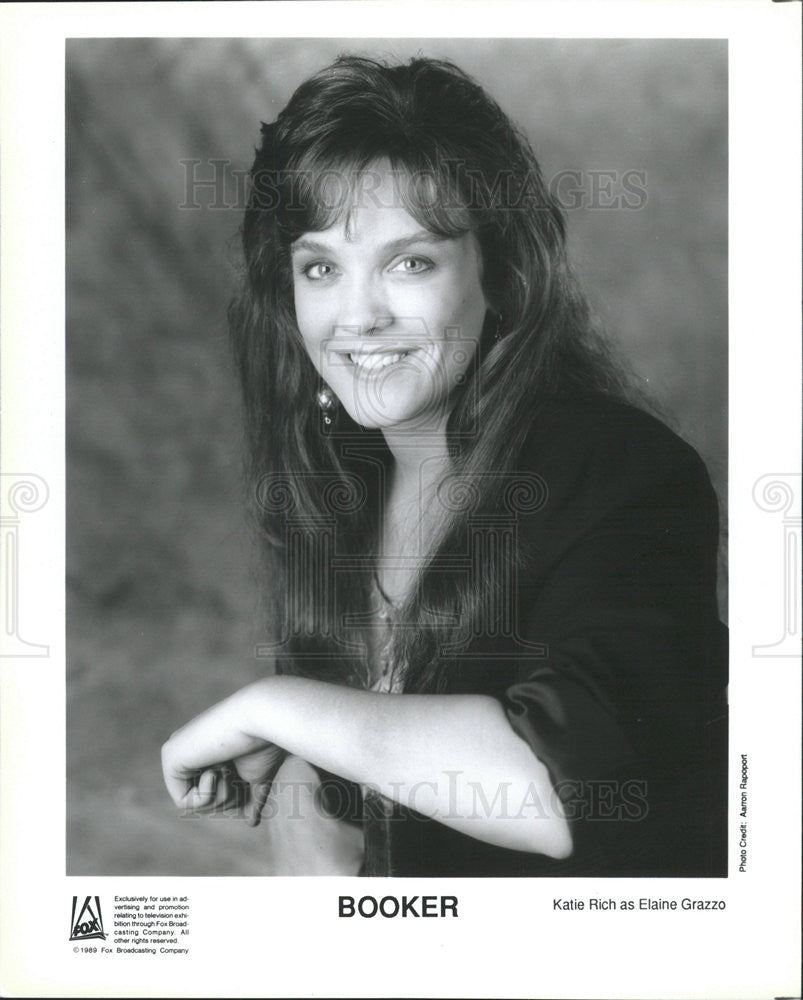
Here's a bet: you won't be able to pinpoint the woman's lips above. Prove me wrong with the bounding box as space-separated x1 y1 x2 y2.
328 344 429 376
349 350 411 371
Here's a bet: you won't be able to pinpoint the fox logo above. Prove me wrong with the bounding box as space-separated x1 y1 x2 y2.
69 896 106 941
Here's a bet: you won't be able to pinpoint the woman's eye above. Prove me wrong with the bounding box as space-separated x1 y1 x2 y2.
302 262 335 281
392 256 433 275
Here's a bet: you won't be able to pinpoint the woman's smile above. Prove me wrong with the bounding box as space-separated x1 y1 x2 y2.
327 342 431 377
348 349 414 372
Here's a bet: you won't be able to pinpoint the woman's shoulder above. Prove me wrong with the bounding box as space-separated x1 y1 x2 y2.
513 391 718 526
519 392 711 484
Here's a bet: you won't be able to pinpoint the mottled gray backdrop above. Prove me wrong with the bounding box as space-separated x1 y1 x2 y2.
66 38 727 874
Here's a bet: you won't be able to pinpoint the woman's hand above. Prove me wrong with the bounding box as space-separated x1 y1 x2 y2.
161 681 286 826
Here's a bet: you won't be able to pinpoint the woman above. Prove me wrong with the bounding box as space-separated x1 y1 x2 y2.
162 56 728 876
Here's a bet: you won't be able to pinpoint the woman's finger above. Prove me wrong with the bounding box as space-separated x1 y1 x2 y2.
213 769 233 809
161 743 196 807
197 768 217 804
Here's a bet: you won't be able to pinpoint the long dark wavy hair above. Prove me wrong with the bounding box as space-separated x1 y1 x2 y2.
229 55 634 693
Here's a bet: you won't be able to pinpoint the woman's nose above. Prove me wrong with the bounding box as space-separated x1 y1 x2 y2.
332 273 393 338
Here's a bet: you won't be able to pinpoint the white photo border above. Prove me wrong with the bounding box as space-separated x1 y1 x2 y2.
1 3 800 999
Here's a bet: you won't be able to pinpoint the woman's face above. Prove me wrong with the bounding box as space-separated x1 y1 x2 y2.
291 166 488 433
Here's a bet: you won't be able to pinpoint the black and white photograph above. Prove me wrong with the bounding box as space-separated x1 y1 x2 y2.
67 36 730 879
1 3 801 998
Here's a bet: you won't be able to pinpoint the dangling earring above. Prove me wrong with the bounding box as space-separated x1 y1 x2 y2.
494 313 504 342
316 386 336 426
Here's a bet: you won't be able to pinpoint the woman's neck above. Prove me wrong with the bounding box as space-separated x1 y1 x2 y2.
380 416 451 489
382 426 451 513
377 424 453 605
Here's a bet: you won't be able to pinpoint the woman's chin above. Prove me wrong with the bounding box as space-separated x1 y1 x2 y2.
340 401 443 433
332 384 440 431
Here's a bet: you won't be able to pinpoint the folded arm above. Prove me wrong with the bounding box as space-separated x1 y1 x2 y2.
161 675 573 859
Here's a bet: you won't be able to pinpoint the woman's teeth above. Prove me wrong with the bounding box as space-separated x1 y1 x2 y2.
349 351 409 371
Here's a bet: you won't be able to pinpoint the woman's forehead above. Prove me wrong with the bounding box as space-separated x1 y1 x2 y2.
294 159 472 241
291 216 461 255
313 163 423 219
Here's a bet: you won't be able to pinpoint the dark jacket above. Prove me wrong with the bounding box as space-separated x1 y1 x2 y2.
292 394 728 877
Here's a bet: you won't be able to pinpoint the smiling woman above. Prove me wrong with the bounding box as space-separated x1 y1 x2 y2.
161 55 728 877
291 189 486 433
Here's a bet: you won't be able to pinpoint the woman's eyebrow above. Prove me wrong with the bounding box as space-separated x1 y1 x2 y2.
290 230 454 257
290 237 333 256
382 231 454 255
